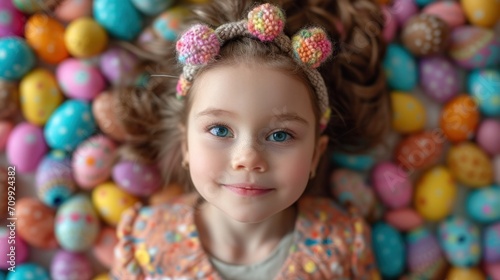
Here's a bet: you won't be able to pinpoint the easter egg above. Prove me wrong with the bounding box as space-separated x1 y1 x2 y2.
385 208 423 231
92 91 128 141
415 166 456 221
394 130 445 171
485 263 500 280
93 0 143 41
447 142 493 188
55 194 100 252
383 44 418 91
477 119 500 155
390 0 418 26
329 169 376 218
93 274 110 280
469 69 500 117
0 228 29 269
449 26 500 69
139 6 189 43
56 58 106 101
419 56 459 103
331 151 375 171
391 91 426 134
371 161 412 209
372 223 406 278
0 168 9 220
422 1 466 29
35 150 76 208
401 14 450 57
0 1 25 37
0 121 13 151
414 0 435 7
51 250 93 280
6 122 48 173
0 81 19 120
54 0 92 22
19 68 63 126
99 47 139 85
92 182 140 226
12 0 43 14
44 99 97 151
440 95 480 142
92 227 118 269
461 0 500 28
406 227 444 272
0 37 35 80
65 17 108 58
448 267 486 280
5 263 50 280
382 6 397 42
131 0 175 15
17 197 58 249
112 160 162 196
25 14 68 64
439 216 481 267
484 222 500 263
149 182 184 205
467 185 500 223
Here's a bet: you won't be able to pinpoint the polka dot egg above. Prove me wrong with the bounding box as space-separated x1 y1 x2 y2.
484 222 500 263
56 58 106 101
383 44 418 91
65 17 109 58
440 95 480 142
438 216 481 267
131 0 175 16
401 14 450 57
391 91 426 134
5 263 50 280
0 1 25 37
419 56 459 103
468 69 500 117
372 222 406 278
467 185 500 224
16 197 58 249
447 142 493 188
6 122 48 173
50 250 93 280
0 228 29 269
112 160 162 196
0 37 35 81
92 181 140 226
25 14 69 64
99 47 139 85
93 0 143 41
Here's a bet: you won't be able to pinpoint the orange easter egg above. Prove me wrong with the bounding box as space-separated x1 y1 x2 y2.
440 95 480 143
17 197 58 249
25 13 69 64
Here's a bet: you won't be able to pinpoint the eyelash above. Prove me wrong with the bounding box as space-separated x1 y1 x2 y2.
206 122 296 142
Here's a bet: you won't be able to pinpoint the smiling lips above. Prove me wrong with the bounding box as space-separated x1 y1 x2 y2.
223 183 274 197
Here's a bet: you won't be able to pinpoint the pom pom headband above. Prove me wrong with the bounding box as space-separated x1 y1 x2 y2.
175 3 333 132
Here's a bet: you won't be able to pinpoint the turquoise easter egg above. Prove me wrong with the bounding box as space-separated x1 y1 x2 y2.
383 44 418 91
331 152 375 171
438 216 481 267
0 37 35 80
484 222 500 263
93 0 143 41
468 69 500 117
467 185 500 224
130 0 175 16
44 100 97 152
372 223 406 278
415 0 435 7
6 263 50 280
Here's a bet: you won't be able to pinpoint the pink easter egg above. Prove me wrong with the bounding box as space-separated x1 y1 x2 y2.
99 47 138 85
477 119 500 156
422 1 466 29
0 121 13 151
112 160 162 196
385 207 424 231
371 161 412 209
390 0 419 26
54 0 92 22
51 250 93 280
92 227 118 269
382 5 398 42
485 262 500 279
0 228 29 269
6 122 48 173
56 58 106 101
0 1 25 37
419 56 460 103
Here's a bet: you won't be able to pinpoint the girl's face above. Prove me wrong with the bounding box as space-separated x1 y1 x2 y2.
182 63 328 223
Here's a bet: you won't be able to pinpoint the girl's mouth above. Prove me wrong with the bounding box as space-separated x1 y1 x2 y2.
222 183 274 197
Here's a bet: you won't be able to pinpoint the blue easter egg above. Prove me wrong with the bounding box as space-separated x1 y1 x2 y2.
484 222 500 263
438 216 481 267
331 152 375 171
6 263 50 280
0 37 35 80
130 0 174 15
467 185 500 224
44 100 96 152
468 69 500 117
93 0 143 41
383 44 418 91
372 223 406 278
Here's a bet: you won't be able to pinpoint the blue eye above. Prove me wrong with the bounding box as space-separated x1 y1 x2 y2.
267 131 291 142
209 125 232 137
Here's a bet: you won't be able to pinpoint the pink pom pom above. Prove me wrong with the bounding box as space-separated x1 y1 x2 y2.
176 75 191 99
247 3 285 41
292 28 333 68
176 24 220 65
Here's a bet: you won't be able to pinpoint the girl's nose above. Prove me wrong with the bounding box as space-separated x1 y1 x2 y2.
231 142 268 173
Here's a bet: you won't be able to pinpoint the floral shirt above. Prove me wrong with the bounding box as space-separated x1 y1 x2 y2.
111 193 380 280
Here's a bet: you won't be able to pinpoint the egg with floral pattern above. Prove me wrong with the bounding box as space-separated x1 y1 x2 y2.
0 37 35 81
50 250 93 280
438 216 481 267
93 0 143 41
25 13 69 64
447 142 493 188
56 58 105 101
483 222 500 263
92 182 140 226
468 69 500 117
17 197 58 249
467 185 500 224
440 95 480 142
6 122 48 173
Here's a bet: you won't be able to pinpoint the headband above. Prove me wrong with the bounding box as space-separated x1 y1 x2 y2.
175 3 333 132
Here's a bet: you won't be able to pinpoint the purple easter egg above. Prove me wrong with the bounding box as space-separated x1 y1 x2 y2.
477 119 500 156
56 58 105 101
391 0 419 26
112 160 162 196
407 227 444 272
99 47 138 85
51 250 93 280
483 222 500 263
419 56 460 103
0 1 25 37
371 161 413 209
0 228 29 269
6 122 48 173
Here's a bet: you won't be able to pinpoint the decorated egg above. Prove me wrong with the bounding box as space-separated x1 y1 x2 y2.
447 142 493 188
371 161 412 209
486 263 500 280
439 216 481 267
19 68 63 126
55 194 100 252
54 0 92 22
419 56 459 103
447 267 486 280
93 0 143 41
65 17 108 58
394 130 445 171
92 91 128 141
0 228 28 269
112 160 161 196
467 185 500 224
0 1 25 37
440 95 480 142
329 169 376 218
72 135 117 189
384 208 423 231
92 182 140 226
17 197 58 249
484 222 500 263
44 99 97 151
477 119 500 155
401 14 450 57
131 0 175 15
383 44 418 91
331 151 375 171
0 121 13 151
56 58 106 100
35 150 76 208
0 37 35 80
5 263 50 280
422 1 466 29
391 91 426 134
382 6 397 42
6 122 48 173
414 0 435 7
12 0 43 14
390 0 418 26
93 274 111 280
415 166 456 221
149 182 184 205
92 227 118 269
449 26 500 69
51 250 93 280
100 47 139 85
372 223 406 278
25 14 68 64
469 69 500 117
138 6 189 43
0 81 19 119
0 168 8 220
406 227 444 272
461 0 500 28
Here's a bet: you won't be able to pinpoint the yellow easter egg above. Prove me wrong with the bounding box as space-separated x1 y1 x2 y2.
447 142 493 188
415 166 457 221
391 91 426 134
461 0 500 28
447 266 486 280
93 273 110 280
19 68 63 125
65 17 108 58
92 182 139 226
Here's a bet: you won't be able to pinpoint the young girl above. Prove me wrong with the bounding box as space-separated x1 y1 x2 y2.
111 1 389 279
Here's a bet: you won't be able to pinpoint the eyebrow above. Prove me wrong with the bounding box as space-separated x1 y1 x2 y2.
195 108 309 125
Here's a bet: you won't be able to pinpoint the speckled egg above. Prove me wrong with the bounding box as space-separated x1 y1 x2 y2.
467 185 500 224
12 0 43 14
415 166 457 221
56 58 105 101
440 95 480 142
439 216 481 267
447 142 493 188
390 0 418 26
419 56 459 103
112 160 161 196
0 1 25 37
25 14 68 64
461 0 500 28
382 6 398 42
131 0 175 15
92 91 128 141
449 26 500 69
72 135 117 189
17 197 58 249
331 151 375 171
477 119 500 156
0 121 13 151
401 14 450 57
92 182 140 226
422 1 466 29
55 194 100 252
0 228 28 269
6 122 48 173
19 68 63 126
483 222 500 263
468 69 500 117
138 6 189 43
329 169 376 218
384 208 423 231
372 223 406 278
383 44 418 91
391 91 426 134
447 267 486 280
406 227 444 273
35 150 76 208
44 99 97 152
54 0 92 22
99 47 138 85
51 250 93 280
92 227 118 269
93 0 143 41
5 263 50 280
394 130 445 171
65 17 108 58
0 37 35 81
371 161 413 209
